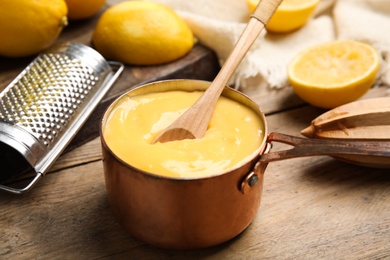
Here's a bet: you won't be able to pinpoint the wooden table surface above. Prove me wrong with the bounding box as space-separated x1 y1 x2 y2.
1 1 390 259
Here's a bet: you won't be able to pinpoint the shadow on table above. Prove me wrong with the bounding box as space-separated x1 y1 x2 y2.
77 192 248 259
299 158 390 189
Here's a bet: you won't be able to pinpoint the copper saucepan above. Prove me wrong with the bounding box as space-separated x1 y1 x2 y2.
100 79 390 250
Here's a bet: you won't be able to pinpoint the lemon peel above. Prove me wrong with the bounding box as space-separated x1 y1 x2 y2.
0 0 68 57
65 0 106 20
92 1 194 65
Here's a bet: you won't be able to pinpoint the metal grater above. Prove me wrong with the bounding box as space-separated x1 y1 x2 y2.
0 42 123 194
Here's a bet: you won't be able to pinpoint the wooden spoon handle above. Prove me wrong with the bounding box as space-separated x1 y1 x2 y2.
152 0 282 143
210 0 284 91
201 0 284 105
260 132 390 163
176 0 283 138
252 0 284 24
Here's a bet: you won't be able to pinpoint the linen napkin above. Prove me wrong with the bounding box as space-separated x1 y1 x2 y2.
152 0 390 91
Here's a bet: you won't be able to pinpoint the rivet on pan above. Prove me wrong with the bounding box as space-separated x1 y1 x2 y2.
248 174 259 187
240 170 259 194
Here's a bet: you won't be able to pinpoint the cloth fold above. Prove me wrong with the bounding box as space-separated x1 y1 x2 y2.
153 0 390 91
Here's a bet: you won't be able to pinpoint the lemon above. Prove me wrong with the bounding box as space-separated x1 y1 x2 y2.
287 40 380 109
92 1 194 65
0 0 68 58
247 0 319 33
65 0 106 20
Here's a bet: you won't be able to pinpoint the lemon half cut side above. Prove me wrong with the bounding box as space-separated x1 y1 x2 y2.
287 40 380 109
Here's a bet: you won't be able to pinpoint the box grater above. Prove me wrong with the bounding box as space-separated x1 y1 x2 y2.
0 42 123 194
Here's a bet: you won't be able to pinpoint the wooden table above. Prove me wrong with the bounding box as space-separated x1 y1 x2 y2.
1 1 390 259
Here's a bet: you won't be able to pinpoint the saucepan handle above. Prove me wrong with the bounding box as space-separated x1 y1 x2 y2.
260 132 390 163
240 132 390 193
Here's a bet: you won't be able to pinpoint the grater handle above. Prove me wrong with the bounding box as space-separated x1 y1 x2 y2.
0 172 42 194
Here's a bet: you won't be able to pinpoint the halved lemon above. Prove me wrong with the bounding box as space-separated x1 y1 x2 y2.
287 40 380 109
247 0 319 33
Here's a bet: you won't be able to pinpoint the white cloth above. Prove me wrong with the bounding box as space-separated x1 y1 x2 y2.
152 0 390 90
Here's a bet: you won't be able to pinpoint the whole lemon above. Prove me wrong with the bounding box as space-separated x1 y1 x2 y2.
65 0 106 20
92 1 194 65
0 0 68 58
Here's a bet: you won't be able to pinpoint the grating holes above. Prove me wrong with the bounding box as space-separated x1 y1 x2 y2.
0 53 101 146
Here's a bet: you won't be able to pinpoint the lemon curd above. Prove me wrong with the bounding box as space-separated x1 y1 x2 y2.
103 91 265 178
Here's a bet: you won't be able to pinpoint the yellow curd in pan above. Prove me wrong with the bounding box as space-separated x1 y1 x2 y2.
103 91 264 178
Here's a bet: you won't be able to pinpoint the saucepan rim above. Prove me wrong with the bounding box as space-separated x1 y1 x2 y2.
99 79 269 181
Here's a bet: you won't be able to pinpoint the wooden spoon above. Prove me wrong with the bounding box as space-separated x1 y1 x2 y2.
153 0 283 143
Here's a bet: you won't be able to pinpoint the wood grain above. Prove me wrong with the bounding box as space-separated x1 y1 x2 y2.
1 87 389 259
1 0 390 258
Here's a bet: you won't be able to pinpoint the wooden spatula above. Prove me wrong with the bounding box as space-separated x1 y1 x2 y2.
153 0 283 143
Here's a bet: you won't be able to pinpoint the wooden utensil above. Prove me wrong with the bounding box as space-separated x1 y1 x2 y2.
301 97 390 139
153 0 283 143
